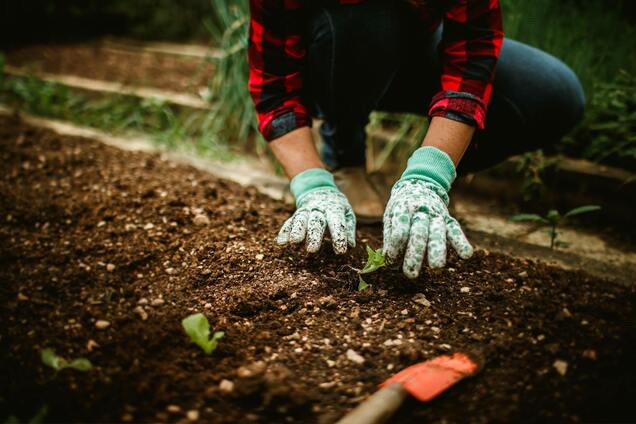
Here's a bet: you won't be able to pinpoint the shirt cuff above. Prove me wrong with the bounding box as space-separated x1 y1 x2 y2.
260 109 312 141
428 91 487 130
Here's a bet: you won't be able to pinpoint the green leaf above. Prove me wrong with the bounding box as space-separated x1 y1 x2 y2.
358 275 369 291
546 209 561 223
360 246 385 274
509 214 547 223
41 349 91 372
564 205 601 218
182 313 224 354
41 348 62 370
67 358 92 372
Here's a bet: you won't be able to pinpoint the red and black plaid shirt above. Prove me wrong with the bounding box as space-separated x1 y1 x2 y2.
248 0 503 141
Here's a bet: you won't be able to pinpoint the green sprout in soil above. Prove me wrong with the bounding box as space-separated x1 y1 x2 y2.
355 246 385 291
182 313 224 354
41 348 92 372
510 205 601 249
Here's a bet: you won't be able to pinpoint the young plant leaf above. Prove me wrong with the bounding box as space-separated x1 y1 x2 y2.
510 214 547 223
67 358 93 371
564 205 601 218
41 348 92 372
182 313 225 354
360 246 385 274
358 275 369 291
546 209 561 223
41 348 62 370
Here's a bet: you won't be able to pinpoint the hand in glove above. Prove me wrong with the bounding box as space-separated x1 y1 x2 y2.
277 168 356 254
383 146 473 278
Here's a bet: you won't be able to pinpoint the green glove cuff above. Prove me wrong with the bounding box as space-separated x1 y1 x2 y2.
290 168 338 205
400 146 457 193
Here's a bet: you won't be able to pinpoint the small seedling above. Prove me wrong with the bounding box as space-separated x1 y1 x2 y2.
182 313 224 354
510 205 601 249
356 246 385 291
41 348 92 372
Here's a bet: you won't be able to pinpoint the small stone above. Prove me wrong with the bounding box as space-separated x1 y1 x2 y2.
326 359 336 367
412 293 431 307
431 326 441 333
553 360 568 376
582 350 597 360
237 361 266 378
319 381 336 389
121 413 134 422
193 214 210 226
151 298 165 306
106 263 116 272
518 271 528 278
505 278 514 283
143 223 154 230
86 339 100 352
138 298 149 305
255 253 264 261
95 320 110 330
165 267 175 275
400 309 409 315
460 286 470 293
17 293 29 301
346 349 365 365
439 343 452 350
166 405 181 414
186 410 199 421
134 306 148 320
219 379 235 393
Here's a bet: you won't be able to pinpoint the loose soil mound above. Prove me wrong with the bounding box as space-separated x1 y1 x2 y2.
6 44 212 94
1 115 635 423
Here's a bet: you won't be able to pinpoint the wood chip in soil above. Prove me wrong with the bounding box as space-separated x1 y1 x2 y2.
1 115 635 423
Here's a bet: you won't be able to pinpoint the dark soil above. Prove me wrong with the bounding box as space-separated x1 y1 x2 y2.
5 43 212 94
1 114 635 423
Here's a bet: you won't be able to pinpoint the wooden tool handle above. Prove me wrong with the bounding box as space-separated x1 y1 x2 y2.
336 382 408 424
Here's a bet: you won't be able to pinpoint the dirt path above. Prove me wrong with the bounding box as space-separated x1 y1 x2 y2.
1 115 635 423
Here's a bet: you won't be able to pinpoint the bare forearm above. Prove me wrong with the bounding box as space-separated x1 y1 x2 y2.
422 117 475 167
269 127 324 179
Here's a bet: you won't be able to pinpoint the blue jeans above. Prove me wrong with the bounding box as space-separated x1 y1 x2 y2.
304 1 585 174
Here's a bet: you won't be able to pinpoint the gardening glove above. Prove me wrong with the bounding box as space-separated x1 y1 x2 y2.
277 168 356 254
383 146 473 279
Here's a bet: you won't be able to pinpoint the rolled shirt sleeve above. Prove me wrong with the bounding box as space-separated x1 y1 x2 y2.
429 0 504 129
248 0 312 141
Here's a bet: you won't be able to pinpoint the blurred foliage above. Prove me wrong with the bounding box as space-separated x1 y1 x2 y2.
203 1 260 152
0 74 233 160
563 71 636 168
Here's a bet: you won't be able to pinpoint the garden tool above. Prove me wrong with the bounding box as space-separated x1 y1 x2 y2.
337 352 478 424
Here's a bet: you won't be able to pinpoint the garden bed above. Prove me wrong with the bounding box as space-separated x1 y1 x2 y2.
1 115 635 423
5 42 212 94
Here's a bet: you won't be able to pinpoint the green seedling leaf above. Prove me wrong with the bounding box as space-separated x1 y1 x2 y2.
546 209 561 223
510 214 547 223
358 275 369 291
182 313 224 354
67 358 93 371
41 348 92 372
360 246 385 274
564 205 601 218
41 348 62 370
